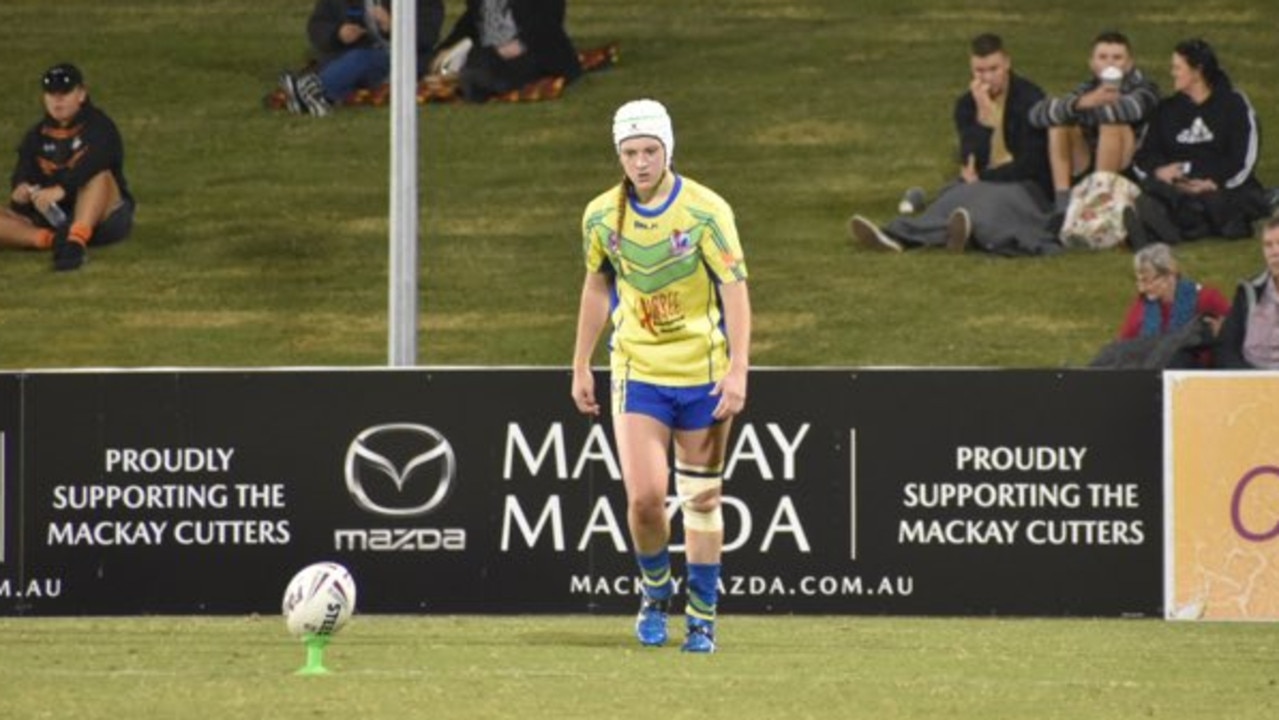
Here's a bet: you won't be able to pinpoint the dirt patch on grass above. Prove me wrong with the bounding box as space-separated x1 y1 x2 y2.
1136 9 1257 24
751 119 870 147
339 216 389 234
433 207 564 238
963 314 1092 334
423 312 572 331
738 4 834 20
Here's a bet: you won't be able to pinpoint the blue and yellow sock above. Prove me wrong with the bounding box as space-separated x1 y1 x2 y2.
686 563 721 623
637 549 673 601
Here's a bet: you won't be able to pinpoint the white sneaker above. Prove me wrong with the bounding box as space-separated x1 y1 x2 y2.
435 37 473 77
279 72 305 115
848 214 903 252
296 73 332 117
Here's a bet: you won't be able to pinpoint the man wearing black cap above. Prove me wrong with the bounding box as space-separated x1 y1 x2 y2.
0 63 134 271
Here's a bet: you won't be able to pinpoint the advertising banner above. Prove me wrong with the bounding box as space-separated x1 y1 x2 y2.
0 369 1163 617
0 375 16 575
1165 372 1279 620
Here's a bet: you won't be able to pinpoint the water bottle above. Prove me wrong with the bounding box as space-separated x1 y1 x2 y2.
40 201 68 229
897 187 927 215
29 186 68 228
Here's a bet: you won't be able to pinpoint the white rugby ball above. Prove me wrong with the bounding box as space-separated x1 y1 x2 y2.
281 561 357 637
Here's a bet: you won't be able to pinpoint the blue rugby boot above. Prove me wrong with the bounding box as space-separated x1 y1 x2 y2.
635 595 670 647
681 617 716 654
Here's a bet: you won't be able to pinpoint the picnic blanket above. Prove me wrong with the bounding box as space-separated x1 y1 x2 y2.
264 42 618 110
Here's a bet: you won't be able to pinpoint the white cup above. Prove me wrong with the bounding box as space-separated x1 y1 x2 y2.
1100 66 1123 89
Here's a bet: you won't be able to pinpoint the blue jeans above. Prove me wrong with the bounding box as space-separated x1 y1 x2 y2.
318 48 391 101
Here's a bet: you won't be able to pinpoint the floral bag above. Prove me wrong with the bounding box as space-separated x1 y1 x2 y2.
1059 171 1141 250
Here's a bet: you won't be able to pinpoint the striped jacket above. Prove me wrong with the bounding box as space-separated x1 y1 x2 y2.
1028 68 1160 129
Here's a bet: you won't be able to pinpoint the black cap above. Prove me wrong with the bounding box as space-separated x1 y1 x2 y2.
42 64 84 94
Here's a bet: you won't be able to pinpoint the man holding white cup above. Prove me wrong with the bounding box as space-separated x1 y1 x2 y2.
1028 31 1161 213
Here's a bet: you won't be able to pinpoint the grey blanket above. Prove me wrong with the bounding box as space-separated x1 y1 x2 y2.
885 180 1061 256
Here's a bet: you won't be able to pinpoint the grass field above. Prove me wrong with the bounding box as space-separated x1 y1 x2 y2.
2 615 1278 719
0 0 1275 368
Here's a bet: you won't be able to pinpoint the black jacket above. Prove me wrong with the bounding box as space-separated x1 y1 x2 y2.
10 99 131 211
954 72 1052 200
307 0 444 68
1216 271 1271 368
438 0 581 82
1133 87 1262 191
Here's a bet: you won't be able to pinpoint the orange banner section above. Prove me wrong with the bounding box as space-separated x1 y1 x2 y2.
1167 373 1279 620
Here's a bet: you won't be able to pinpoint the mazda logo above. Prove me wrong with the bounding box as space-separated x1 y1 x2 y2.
344 424 456 517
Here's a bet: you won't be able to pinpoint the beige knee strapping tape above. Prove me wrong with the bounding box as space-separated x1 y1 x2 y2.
675 467 723 532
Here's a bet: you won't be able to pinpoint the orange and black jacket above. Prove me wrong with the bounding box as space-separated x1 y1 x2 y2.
9 99 131 211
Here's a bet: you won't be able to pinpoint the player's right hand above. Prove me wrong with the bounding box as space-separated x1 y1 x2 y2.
571 370 600 416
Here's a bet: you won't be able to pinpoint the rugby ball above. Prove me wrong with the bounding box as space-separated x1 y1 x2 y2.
281 561 357 637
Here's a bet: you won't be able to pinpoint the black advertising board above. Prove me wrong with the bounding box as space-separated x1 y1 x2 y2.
0 369 1163 616
0 374 17 594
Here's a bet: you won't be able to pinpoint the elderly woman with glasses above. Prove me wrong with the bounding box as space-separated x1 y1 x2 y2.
1103 242 1230 368
1119 243 1229 338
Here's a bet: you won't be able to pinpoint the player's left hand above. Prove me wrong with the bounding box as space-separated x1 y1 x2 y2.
711 367 747 420
571 368 600 417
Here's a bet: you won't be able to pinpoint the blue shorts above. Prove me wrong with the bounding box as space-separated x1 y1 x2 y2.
613 379 719 430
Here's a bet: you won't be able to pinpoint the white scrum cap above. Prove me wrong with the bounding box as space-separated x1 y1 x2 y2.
612 99 674 166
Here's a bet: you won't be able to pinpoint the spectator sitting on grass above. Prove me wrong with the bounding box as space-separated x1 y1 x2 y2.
279 0 445 117
1217 215 1279 369
0 63 134 272
428 0 582 103
1130 38 1269 242
847 33 1058 256
1028 30 1160 215
1104 242 1229 368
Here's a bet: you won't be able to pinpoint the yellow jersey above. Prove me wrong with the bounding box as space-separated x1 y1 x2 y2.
581 174 748 386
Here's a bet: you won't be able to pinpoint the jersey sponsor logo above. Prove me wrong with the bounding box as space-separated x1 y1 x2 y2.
637 291 684 335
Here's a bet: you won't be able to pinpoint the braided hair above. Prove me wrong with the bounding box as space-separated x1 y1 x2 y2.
614 175 632 250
